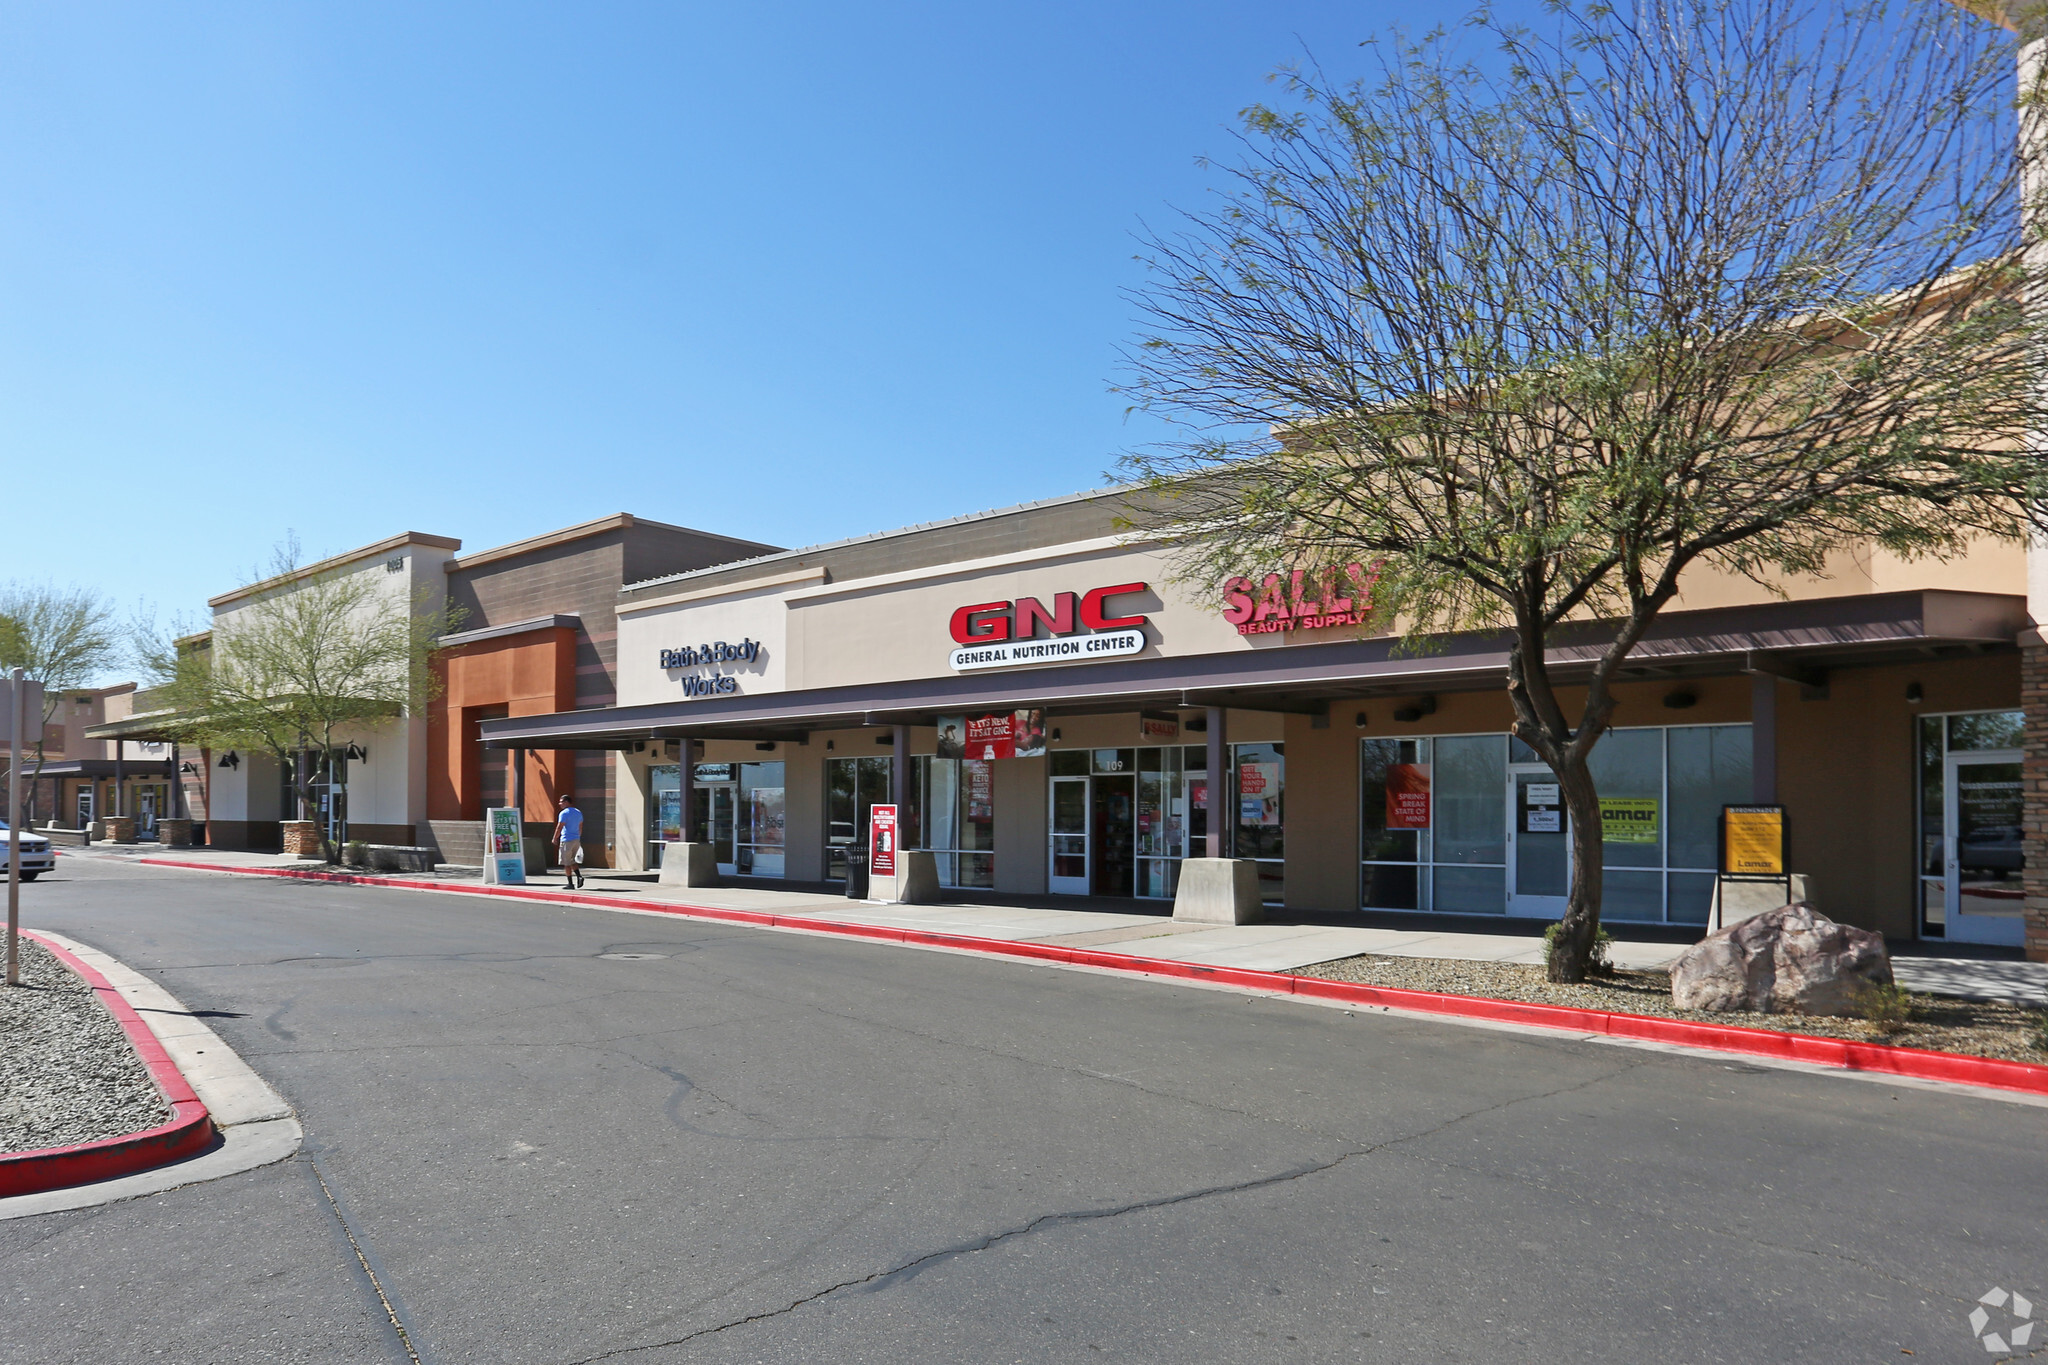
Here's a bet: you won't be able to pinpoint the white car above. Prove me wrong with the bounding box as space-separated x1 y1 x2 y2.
0 822 54 880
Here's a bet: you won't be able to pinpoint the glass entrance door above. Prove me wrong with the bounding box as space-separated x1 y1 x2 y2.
1507 766 1569 918
1049 777 1089 895
1093 774 1136 897
702 783 738 875
1945 751 2026 946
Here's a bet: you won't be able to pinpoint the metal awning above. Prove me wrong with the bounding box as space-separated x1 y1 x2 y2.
82 711 194 743
477 589 2027 748
9 758 175 778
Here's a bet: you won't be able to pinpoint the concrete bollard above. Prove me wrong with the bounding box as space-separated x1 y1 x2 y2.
1172 858 1262 924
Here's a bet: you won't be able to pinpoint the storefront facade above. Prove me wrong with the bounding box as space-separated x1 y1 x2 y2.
478 489 2041 952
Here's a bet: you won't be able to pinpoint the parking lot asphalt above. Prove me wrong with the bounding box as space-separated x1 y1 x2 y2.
3 853 2043 1364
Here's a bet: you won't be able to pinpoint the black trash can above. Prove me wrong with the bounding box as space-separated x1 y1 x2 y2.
844 848 870 900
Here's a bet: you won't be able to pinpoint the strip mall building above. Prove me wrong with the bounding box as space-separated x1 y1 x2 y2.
477 489 2047 959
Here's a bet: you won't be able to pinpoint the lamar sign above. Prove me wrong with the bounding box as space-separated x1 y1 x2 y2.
947 583 1150 673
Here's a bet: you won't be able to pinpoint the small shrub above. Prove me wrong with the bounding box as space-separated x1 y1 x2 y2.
1544 924 1614 977
343 839 369 868
1853 983 1914 1036
2030 1012 2048 1054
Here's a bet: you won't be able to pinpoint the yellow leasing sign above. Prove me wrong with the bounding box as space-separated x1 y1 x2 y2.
1723 806 1786 875
1598 797 1660 844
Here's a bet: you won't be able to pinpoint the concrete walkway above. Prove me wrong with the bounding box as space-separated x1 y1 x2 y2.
97 844 2048 1002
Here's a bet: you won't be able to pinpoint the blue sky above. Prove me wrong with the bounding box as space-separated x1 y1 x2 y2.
1 0 1514 627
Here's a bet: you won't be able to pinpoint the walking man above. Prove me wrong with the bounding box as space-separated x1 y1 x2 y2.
553 793 585 889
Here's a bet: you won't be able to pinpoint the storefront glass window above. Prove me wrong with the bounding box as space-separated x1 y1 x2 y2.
738 762 785 877
1588 728 1663 868
1917 715 1944 882
1364 725 1749 922
826 756 893 881
1950 711 2024 751
912 756 994 888
1666 726 1751 873
1433 735 1506 866
1231 743 1284 903
648 764 682 868
1917 710 2026 942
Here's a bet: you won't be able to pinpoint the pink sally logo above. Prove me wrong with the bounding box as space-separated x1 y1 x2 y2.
1221 562 1384 636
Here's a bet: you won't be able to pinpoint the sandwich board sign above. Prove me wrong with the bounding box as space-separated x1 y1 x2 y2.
483 807 526 885
869 804 898 880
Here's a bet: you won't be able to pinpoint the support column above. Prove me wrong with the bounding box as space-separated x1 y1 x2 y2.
1206 706 1228 858
676 738 692 839
513 747 527 821
892 725 910 814
1749 674 1777 805
113 741 125 818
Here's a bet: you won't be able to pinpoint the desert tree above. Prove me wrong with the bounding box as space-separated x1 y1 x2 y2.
0 583 123 820
1118 0 2048 979
142 537 462 860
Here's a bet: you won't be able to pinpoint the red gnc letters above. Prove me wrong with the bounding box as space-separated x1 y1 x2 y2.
947 584 1150 646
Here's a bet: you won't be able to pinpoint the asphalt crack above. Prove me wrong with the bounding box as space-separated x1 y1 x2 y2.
560 1062 1638 1363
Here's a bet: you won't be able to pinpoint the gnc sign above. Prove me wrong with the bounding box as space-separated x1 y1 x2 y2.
1222 563 1382 636
946 583 1151 673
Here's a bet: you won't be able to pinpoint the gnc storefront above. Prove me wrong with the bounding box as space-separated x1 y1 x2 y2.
477 489 2041 954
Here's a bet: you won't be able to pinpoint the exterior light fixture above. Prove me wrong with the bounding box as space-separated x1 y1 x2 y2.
755 742 776 751
1662 691 1697 710
218 751 241 770
1392 697 1437 723
1905 681 1924 703
1354 711 1369 728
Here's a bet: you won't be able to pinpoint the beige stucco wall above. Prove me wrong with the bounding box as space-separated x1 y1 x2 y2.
613 518 2025 715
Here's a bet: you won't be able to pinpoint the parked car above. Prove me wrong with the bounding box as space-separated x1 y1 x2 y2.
1959 824 2025 875
0 822 53 880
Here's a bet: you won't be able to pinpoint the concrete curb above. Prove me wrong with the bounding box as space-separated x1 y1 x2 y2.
140 855 2048 1101
0 933 214 1198
0 930 301 1220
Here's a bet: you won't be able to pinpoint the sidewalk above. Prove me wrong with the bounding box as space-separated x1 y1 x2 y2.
96 844 2048 1003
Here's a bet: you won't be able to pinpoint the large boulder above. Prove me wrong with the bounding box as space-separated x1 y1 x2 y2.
1670 902 1891 1016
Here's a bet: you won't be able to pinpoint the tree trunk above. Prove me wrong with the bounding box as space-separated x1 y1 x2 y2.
1547 749 1606 983
294 743 314 823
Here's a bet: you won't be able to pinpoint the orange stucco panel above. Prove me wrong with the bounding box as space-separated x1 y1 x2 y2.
428 627 578 822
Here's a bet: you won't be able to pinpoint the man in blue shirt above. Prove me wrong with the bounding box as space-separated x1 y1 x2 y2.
553 794 585 889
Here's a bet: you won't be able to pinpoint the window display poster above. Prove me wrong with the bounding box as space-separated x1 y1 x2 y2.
937 710 1047 760
1139 714 1180 741
1386 762 1431 828
1522 783 1563 834
1598 797 1659 844
1239 761 1281 827
870 804 899 878
1722 805 1785 875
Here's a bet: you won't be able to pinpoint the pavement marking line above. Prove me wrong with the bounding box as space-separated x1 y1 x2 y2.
132 855 2048 1109
0 931 303 1222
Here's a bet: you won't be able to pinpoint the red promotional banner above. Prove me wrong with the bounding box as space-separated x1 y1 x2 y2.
936 710 1047 760
1386 763 1431 829
869 804 898 877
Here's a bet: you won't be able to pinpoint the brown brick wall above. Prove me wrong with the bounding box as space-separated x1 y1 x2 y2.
436 521 773 868
2023 641 2048 961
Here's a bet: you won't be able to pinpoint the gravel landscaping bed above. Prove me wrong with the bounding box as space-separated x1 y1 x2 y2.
0 938 171 1154
1295 954 2048 1065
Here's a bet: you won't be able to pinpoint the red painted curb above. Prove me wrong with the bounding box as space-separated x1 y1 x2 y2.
142 856 2048 1099
0 932 214 1198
